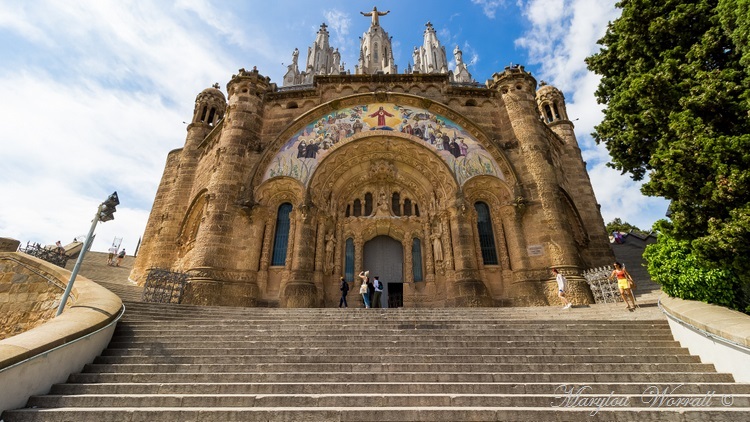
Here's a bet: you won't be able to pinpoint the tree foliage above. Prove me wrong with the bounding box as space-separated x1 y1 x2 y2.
587 0 750 311
605 218 642 234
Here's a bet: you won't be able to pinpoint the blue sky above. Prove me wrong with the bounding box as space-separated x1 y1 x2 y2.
0 0 668 254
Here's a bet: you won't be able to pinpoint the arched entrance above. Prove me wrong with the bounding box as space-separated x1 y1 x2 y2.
364 235 403 308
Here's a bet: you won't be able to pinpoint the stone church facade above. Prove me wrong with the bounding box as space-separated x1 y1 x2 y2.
130 9 613 308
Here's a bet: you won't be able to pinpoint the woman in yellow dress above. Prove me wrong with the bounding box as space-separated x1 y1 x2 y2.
610 262 637 310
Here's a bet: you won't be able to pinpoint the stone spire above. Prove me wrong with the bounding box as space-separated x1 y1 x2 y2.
451 45 473 83
356 7 397 74
284 23 343 86
413 22 448 74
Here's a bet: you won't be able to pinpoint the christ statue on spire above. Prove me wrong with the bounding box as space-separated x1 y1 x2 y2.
360 6 390 27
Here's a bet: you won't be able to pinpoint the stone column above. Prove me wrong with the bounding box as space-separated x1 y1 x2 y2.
282 206 319 307
445 204 492 307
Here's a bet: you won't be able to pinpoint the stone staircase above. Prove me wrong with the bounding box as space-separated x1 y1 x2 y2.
3 301 750 421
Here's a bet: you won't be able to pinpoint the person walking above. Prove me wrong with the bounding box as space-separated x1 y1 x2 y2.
107 246 117 266
610 262 637 310
358 271 370 308
116 249 126 267
372 276 383 308
339 276 349 308
552 268 572 309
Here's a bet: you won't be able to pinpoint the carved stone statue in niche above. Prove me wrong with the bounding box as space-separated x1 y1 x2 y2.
324 231 336 274
375 187 391 216
431 232 443 262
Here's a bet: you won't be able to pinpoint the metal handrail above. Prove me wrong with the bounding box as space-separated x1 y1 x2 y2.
658 298 750 354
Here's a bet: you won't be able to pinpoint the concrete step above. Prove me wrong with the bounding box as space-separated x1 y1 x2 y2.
101 346 692 357
26 392 750 408
4 406 750 421
67 371 736 384
92 354 699 365
49 381 750 395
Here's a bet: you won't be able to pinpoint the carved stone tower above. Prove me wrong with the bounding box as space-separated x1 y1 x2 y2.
356 7 397 74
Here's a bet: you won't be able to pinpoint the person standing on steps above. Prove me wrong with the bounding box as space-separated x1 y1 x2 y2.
116 249 126 267
366 276 375 309
372 276 383 308
339 276 349 308
610 262 637 311
552 268 572 309
359 270 371 308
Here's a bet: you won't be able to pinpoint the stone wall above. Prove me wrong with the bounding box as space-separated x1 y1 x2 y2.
0 252 69 340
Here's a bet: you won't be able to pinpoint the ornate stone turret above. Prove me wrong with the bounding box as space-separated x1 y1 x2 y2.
305 24 338 82
451 45 472 82
356 6 397 74
192 83 226 126
413 22 448 74
536 82 576 148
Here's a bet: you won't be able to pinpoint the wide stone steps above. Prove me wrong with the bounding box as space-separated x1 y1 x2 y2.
49 381 750 395
101 346 692 357
3 304 749 421
6 407 750 421
26 393 750 408
81 362 718 374
93 354 698 364
66 370 735 384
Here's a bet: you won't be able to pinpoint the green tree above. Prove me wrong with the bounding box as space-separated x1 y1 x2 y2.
605 218 642 234
587 0 750 311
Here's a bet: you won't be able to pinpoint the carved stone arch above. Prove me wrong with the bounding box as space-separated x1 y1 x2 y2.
255 176 305 211
306 135 459 217
249 92 520 193
461 175 513 211
177 189 209 249
559 187 590 247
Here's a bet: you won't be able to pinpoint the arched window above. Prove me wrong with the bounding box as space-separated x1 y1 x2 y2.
271 203 293 266
544 104 554 122
391 192 401 216
412 238 423 282
553 103 562 120
207 107 216 125
353 199 362 217
345 204 351 217
374 42 379 61
365 192 373 216
199 106 208 122
345 238 355 282
403 198 412 216
474 202 498 265
414 204 420 217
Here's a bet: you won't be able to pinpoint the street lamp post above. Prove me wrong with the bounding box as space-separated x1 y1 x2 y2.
56 192 119 316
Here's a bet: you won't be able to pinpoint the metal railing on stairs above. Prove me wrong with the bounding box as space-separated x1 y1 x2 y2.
582 266 623 304
141 268 189 304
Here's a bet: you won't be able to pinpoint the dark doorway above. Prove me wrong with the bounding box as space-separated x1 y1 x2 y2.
363 235 403 308
387 282 403 308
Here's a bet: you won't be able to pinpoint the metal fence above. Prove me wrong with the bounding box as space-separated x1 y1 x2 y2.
141 268 189 304
19 242 69 268
582 266 623 304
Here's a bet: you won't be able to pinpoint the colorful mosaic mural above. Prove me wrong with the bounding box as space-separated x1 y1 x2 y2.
263 103 503 186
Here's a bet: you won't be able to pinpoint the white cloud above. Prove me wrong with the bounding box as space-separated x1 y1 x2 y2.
324 9 352 47
514 0 669 229
471 0 508 19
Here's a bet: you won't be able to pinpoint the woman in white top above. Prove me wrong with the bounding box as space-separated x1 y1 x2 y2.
552 268 571 309
358 271 370 308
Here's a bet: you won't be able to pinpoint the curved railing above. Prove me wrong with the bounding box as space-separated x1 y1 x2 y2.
659 295 750 382
0 252 124 412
